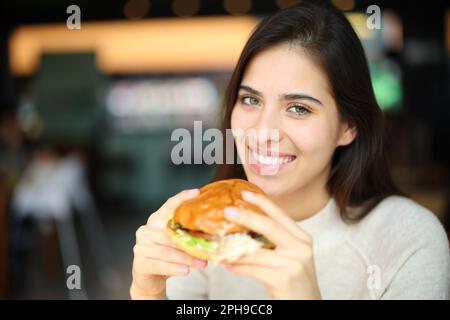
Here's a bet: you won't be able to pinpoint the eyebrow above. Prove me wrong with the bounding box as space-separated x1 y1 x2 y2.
239 85 323 106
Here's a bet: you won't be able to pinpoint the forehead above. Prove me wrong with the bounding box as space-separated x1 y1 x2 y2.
241 43 332 97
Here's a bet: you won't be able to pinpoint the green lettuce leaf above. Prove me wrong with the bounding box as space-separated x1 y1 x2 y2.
174 228 218 252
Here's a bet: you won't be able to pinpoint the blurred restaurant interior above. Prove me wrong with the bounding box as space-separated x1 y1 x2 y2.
0 0 449 299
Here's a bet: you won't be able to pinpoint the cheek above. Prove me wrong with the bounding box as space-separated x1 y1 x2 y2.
230 107 250 163
286 116 339 155
231 106 259 148
231 106 251 131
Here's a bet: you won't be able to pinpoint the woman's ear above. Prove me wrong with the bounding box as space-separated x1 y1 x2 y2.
337 120 358 147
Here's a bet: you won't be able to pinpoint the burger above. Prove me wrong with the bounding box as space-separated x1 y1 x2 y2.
167 179 275 262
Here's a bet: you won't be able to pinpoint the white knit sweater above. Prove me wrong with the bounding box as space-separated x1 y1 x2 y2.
166 195 450 299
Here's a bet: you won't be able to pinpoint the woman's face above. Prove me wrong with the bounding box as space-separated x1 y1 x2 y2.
231 43 356 197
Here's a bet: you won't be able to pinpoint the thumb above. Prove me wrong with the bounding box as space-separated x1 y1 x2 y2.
148 188 199 227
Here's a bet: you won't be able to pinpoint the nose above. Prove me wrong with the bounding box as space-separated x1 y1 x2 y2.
249 104 283 149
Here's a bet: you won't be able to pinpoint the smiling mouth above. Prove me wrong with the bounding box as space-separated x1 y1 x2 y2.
247 146 297 166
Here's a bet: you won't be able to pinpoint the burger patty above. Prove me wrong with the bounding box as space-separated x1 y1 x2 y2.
188 230 221 241
168 218 226 241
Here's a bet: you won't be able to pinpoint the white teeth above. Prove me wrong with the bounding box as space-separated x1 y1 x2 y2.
251 150 295 165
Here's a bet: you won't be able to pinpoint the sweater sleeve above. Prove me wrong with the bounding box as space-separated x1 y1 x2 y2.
380 212 450 300
166 268 209 300
381 248 450 299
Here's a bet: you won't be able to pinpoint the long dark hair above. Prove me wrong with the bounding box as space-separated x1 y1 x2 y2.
212 1 403 222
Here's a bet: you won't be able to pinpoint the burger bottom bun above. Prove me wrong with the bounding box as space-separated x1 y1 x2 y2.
167 226 264 263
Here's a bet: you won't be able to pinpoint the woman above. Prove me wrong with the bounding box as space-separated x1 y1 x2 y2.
130 2 450 299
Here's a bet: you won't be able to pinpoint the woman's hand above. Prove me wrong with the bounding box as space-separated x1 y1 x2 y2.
130 188 208 300
223 191 321 300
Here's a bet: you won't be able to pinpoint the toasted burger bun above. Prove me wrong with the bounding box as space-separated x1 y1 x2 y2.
167 179 274 262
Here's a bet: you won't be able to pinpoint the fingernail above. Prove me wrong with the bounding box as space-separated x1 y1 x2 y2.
187 189 199 196
194 259 207 267
224 206 239 218
177 265 190 274
242 190 255 199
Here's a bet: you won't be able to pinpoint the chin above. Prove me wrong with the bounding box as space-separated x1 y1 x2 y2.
246 173 291 197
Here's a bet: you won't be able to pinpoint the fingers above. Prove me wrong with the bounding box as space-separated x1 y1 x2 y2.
133 244 207 269
159 188 200 216
133 256 192 277
225 249 311 297
228 246 312 267
225 263 277 288
135 225 207 268
133 230 207 281
224 206 296 248
241 191 312 243
136 225 178 249
227 248 289 268
148 188 199 227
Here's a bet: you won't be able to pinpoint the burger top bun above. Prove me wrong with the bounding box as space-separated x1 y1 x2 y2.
173 179 267 235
